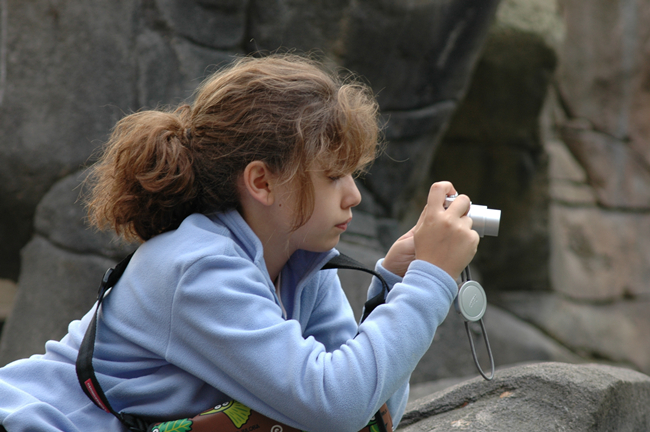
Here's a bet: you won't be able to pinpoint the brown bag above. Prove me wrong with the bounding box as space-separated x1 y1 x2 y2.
148 400 392 432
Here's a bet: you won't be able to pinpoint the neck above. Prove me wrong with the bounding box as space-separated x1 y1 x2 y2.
261 235 293 282
239 206 294 282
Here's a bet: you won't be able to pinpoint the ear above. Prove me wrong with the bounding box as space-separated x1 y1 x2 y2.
241 161 276 206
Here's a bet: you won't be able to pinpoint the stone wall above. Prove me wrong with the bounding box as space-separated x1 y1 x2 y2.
424 0 650 378
493 0 650 375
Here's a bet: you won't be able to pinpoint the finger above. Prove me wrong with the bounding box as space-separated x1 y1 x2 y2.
426 182 457 208
413 203 428 231
400 227 416 240
395 228 415 242
446 194 471 217
460 214 475 231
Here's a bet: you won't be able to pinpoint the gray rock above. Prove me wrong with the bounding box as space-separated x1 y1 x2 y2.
549 203 650 300
497 291 650 375
136 30 243 110
408 376 470 403
560 121 650 209
0 170 135 364
246 0 349 55
170 38 242 97
400 362 650 431
338 0 501 111
155 0 248 49
34 170 136 259
410 302 584 384
0 236 116 365
366 130 450 220
135 29 185 109
0 0 139 279
381 101 458 142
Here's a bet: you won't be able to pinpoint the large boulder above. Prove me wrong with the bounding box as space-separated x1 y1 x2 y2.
0 0 138 280
496 292 650 374
0 171 136 364
534 0 650 377
401 362 650 431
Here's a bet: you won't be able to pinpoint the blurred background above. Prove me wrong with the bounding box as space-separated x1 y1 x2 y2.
0 0 648 392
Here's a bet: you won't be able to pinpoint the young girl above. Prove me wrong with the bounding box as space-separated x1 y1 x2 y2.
0 54 478 432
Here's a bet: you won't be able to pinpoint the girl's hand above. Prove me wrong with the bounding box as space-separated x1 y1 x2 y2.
412 182 480 280
383 227 417 277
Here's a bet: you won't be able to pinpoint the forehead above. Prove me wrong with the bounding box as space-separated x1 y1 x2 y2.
314 139 375 175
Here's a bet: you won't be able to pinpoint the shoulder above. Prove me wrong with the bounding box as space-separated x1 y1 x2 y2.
145 213 253 260
103 213 270 339
125 212 267 290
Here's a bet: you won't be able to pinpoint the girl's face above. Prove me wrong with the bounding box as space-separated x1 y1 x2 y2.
282 170 362 253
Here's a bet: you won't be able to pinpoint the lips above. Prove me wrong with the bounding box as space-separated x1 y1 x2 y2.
335 218 352 231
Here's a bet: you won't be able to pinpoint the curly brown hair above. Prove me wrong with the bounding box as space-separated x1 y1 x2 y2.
85 54 381 242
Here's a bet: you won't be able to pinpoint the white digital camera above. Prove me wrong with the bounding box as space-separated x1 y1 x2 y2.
444 194 501 237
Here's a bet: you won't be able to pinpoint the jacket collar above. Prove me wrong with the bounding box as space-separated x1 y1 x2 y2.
212 209 339 287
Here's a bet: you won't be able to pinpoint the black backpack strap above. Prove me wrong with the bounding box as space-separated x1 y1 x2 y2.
322 253 390 323
75 252 149 431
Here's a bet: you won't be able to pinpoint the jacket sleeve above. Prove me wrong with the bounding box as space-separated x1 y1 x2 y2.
300 269 358 353
164 255 456 432
300 262 410 427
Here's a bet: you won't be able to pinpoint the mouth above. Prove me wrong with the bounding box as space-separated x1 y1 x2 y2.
335 218 352 231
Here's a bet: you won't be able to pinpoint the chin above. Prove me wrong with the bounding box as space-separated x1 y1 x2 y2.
306 237 340 253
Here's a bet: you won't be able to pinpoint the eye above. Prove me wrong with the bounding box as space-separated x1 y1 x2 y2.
328 175 342 181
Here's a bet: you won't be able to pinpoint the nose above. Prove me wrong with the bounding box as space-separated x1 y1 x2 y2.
341 175 362 209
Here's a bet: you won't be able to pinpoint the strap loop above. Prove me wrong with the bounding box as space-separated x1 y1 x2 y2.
464 320 495 380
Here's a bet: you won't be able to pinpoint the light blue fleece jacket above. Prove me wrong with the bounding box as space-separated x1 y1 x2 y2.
0 210 457 432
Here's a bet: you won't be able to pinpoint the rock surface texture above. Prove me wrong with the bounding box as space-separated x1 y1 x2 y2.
402 362 650 431
429 0 650 380
493 0 650 378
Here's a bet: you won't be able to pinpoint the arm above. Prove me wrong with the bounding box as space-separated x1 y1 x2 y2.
302 262 410 427
165 254 456 432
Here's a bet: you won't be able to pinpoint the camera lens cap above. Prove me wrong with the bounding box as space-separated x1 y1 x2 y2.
455 280 487 322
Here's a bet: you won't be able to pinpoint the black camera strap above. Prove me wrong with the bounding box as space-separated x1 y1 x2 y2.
76 252 391 432
322 253 390 323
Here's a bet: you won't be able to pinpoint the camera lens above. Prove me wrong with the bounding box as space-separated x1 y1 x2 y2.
468 205 501 237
